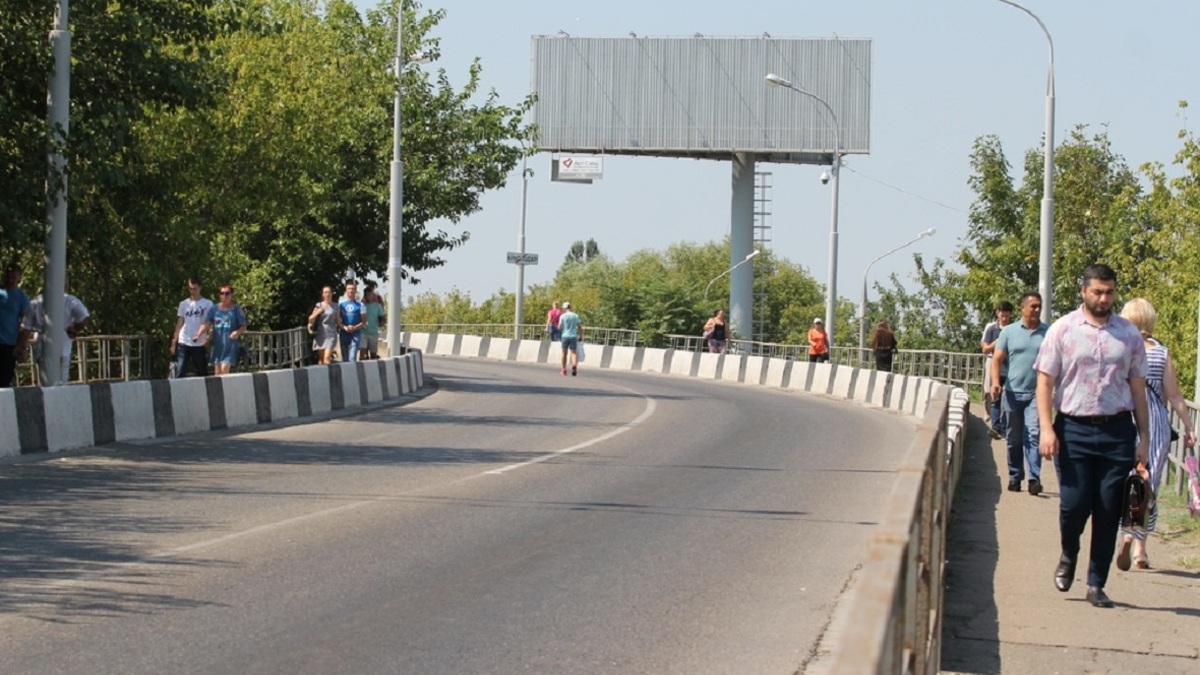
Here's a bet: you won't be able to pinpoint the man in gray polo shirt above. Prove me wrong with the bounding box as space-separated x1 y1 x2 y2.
990 291 1050 495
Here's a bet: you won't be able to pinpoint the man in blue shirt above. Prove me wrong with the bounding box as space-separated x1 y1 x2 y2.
0 262 31 387
990 291 1050 495
337 282 366 362
558 301 583 376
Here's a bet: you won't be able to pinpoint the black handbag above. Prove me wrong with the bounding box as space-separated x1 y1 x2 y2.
1120 463 1154 531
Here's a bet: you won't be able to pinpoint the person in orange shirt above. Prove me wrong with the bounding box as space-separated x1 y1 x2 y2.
807 318 829 363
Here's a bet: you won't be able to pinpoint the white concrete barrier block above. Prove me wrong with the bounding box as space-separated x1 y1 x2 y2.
406 332 434 354
0 389 20 457
641 348 669 373
307 365 332 414
888 375 909 412
516 339 543 364
669 351 695 377
461 335 484 358
850 369 873 403
786 361 813 390
697 353 721 379
718 354 744 382
109 381 154 442
170 377 212 436
913 378 933 416
334 363 361 408
396 357 411 395
764 357 788 388
609 346 637 371
266 370 300 421
222 373 259 429
382 357 400 398
744 356 768 385
810 362 835 394
411 350 424 388
43 385 95 453
831 365 856 400
868 372 890 408
485 338 513 361
362 362 384 403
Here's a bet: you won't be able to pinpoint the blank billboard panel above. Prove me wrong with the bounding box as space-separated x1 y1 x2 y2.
531 36 871 162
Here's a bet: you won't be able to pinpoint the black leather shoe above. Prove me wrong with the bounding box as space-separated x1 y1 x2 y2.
1054 554 1076 592
1007 480 1022 492
1086 586 1113 608
1028 479 1043 496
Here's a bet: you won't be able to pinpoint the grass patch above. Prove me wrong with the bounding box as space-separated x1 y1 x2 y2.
1155 486 1200 569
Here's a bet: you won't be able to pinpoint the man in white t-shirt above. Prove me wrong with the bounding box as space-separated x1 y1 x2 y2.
24 285 90 386
170 277 214 377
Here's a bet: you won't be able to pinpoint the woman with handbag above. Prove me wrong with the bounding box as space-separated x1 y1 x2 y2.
870 320 898 372
1116 299 1197 570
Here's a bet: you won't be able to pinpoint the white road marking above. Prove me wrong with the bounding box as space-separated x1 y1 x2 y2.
485 385 657 475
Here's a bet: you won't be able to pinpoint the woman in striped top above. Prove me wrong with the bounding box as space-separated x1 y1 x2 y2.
1117 299 1197 570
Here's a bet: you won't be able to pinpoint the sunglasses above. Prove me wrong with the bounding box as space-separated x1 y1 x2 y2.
219 290 233 295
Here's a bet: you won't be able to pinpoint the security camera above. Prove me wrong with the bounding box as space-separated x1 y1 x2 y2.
819 170 831 185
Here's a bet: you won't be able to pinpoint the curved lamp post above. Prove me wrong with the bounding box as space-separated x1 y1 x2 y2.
859 228 935 357
996 0 1055 323
705 250 760 301
765 73 841 347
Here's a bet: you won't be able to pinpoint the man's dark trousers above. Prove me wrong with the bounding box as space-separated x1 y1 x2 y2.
1054 413 1136 589
175 345 208 377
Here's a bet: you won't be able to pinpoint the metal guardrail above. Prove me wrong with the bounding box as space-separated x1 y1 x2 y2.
12 328 312 386
402 323 641 347
666 334 989 392
833 386 967 674
15 334 154 386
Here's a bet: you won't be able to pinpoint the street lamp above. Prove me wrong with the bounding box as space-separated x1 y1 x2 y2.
705 250 760 301
859 228 935 358
513 144 531 335
996 0 1055 323
385 9 430 356
765 73 842 348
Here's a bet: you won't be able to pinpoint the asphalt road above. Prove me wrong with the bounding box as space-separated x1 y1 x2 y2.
0 356 915 674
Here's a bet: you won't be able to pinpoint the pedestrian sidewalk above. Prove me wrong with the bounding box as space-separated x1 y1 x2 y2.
939 412 1200 674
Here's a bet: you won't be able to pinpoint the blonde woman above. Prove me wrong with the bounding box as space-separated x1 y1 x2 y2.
308 286 338 365
1117 298 1197 570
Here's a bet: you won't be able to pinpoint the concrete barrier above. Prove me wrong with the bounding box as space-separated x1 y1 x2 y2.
0 352 425 458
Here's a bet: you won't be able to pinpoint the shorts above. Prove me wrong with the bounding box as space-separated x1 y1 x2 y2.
363 333 379 354
562 336 578 353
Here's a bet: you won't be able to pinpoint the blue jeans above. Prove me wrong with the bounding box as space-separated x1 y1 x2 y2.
1003 389 1041 482
339 331 361 362
989 375 1007 434
1054 413 1137 588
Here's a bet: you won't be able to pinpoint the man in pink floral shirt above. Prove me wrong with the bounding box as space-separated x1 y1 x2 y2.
1035 264 1149 608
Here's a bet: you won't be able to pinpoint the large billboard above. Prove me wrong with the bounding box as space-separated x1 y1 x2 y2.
531 36 871 164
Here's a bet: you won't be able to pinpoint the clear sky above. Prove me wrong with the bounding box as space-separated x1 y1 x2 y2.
357 0 1199 308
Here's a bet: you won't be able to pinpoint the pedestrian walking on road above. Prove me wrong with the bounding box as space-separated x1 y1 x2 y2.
703 309 728 354
1115 298 1198 571
991 292 1049 495
361 286 385 359
1035 264 1150 608
337 282 365 363
546 302 562 342
558 301 582 376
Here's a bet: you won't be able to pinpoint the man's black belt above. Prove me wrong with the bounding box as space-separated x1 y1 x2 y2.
1058 411 1132 425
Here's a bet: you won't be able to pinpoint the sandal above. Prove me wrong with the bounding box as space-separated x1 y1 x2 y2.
1116 536 1132 572
1134 554 1150 570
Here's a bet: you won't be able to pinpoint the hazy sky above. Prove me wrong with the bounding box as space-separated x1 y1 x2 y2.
356 0 1198 308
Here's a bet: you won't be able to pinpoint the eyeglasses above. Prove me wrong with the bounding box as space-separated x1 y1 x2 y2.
219 290 232 295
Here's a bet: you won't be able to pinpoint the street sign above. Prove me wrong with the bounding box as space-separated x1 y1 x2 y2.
506 252 539 265
551 155 603 182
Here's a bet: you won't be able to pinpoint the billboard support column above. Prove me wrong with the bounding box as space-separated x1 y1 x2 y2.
729 153 756 342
